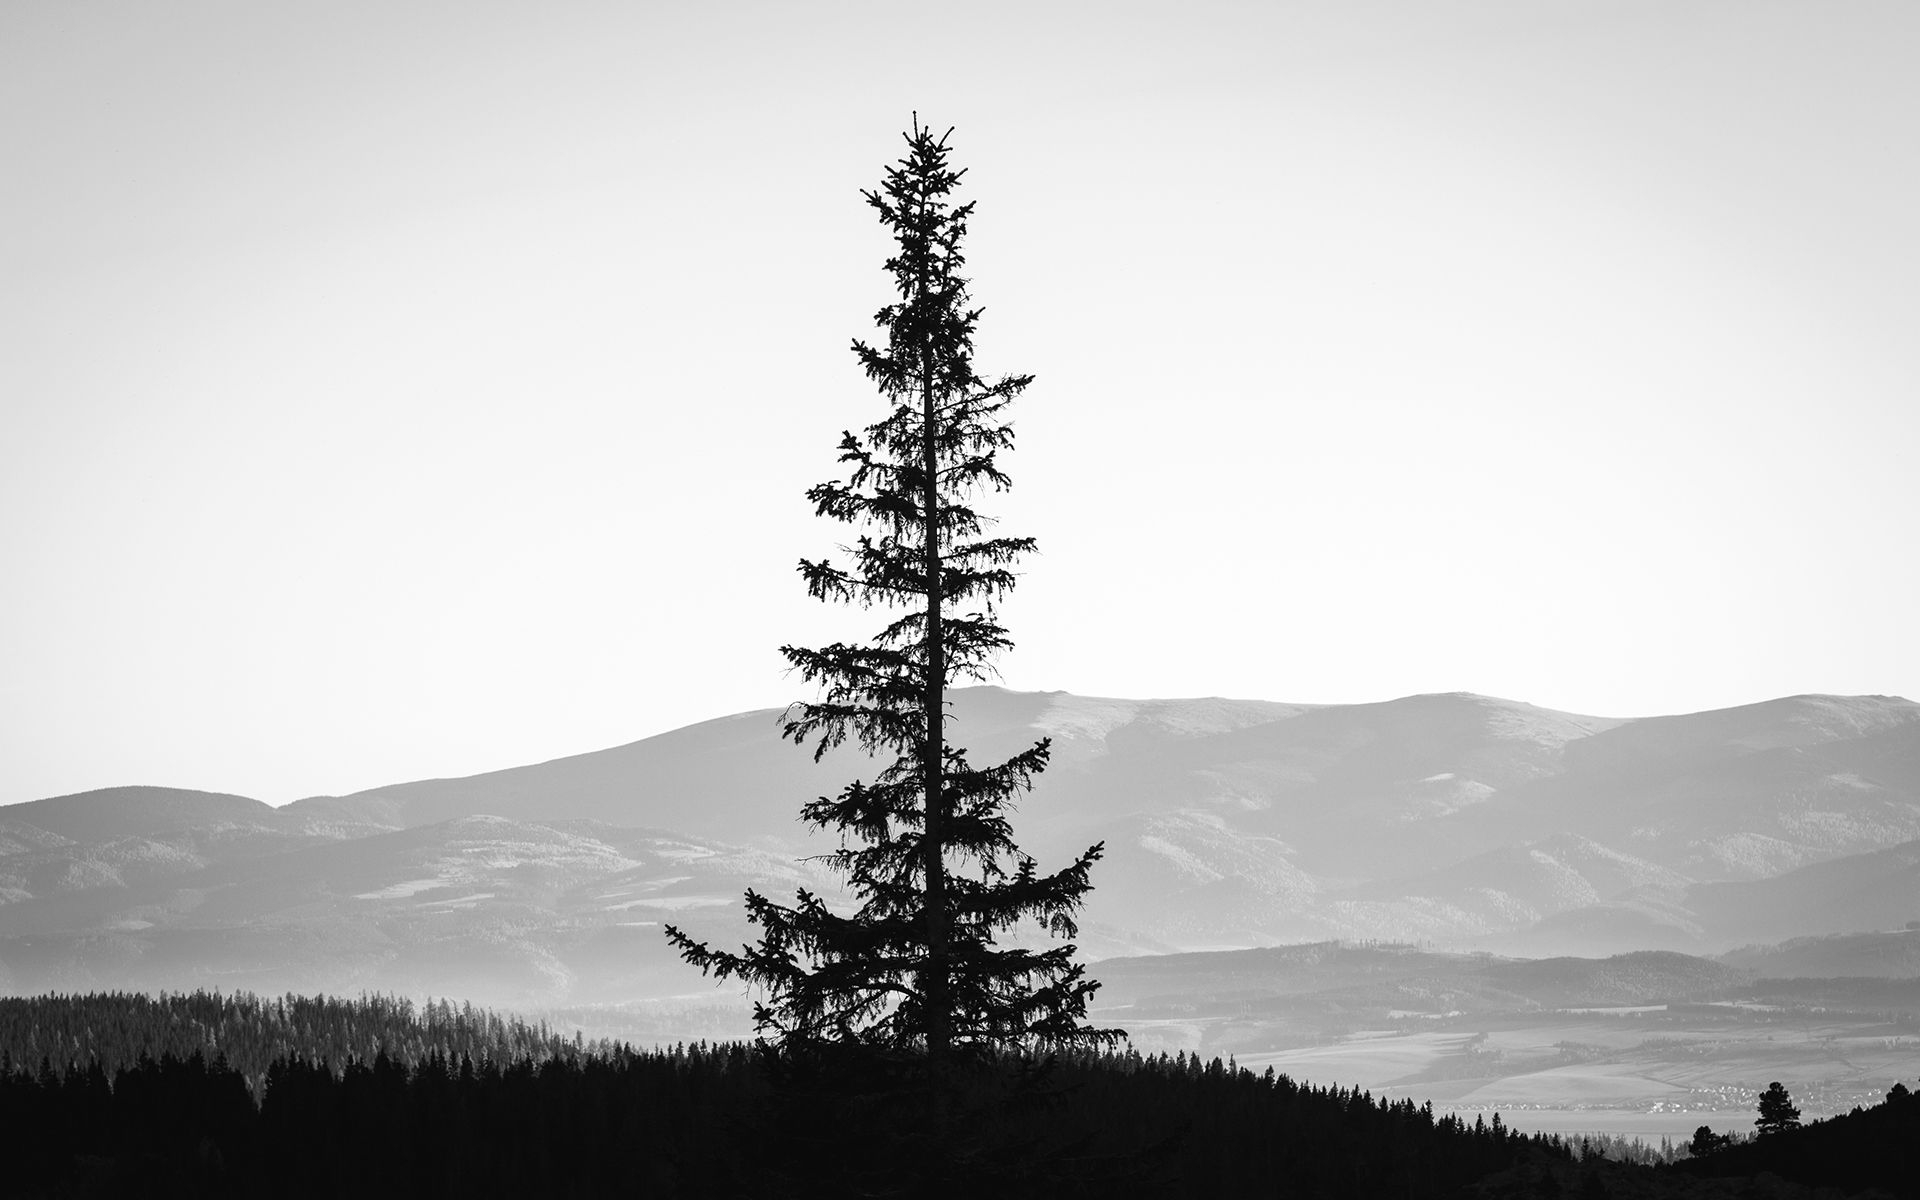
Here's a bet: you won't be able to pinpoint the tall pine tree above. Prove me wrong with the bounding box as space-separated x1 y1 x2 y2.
666 119 1114 1073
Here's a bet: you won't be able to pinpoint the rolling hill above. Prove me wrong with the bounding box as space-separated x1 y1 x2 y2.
3 687 1918 1009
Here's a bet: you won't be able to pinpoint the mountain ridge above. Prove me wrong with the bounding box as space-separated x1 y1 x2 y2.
4 687 1918 1009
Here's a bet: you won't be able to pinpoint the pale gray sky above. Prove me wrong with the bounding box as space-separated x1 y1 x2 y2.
4 0 1916 805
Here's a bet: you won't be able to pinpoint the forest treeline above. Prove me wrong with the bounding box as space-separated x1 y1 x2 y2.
4 991 1562 1197
5 991 1915 1197
0 990 614 1097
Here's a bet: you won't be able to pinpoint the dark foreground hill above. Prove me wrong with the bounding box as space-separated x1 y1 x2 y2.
5 992 1906 1198
4 992 1559 1199
1668 1083 1920 1199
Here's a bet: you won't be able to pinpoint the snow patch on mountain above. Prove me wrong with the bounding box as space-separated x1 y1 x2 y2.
1778 806 1920 849
1687 833 1813 879
1032 694 1143 740
606 895 733 912
356 877 445 901
597 877 691 900
1777 694 1920 744
1522 850 1604 909
1824 772 1880 792
0 825 74 855
1137 834 1223 883
1468 886 1547 925
1401 775 1496 819
1030 692 1304 743
1480 700 1625 748
653 841 719 862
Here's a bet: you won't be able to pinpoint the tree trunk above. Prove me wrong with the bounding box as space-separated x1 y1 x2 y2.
920 328 949 1071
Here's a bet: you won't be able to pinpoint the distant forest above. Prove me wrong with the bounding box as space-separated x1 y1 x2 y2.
0 989 613 1098
5 991 1917 1198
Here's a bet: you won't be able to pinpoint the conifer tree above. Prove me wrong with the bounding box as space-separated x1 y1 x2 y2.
1755 1081 1801 1135
665 119 1115 1072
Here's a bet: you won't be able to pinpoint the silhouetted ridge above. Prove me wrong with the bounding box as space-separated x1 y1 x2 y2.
3 990 1573 1198
0 786 276 841
1671 1082 1920 1197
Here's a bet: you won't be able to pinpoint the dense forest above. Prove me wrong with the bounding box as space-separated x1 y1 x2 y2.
2 990 1551 1197
0 990 613 1098
4 991 1916 1198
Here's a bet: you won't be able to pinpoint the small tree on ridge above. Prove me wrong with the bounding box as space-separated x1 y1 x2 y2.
1755 1081 1801 1136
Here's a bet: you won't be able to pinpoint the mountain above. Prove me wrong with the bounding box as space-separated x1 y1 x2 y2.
1721 927 1920 978
4 687 1919 1010
0 786 333 908
1686 836 1920 944
0 786 284 843
0 812 838 1004
285 689 1308 840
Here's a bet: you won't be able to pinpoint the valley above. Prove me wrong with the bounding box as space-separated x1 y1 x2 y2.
3 686 1918 1143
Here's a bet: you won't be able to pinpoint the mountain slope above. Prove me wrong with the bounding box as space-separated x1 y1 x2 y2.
1721 928 1920 978
7 688 1920 1006
1 786 281 842
1453 696 1920 877
1686 836 1920 943
286 689 1310 840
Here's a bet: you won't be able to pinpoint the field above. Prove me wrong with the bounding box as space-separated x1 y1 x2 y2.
1088 946 1920 1144
528 946 1920 1146
1118 1004 1920 1139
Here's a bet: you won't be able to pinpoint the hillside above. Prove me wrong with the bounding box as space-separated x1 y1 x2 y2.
0 992 1753 1200
1087 942 1917 1122
1090 943 1747 1016
1672 1082 1920 1197
1687 838 1920 944
1721 927 1920 978
34 984 1904 1197
4 688 1919 1009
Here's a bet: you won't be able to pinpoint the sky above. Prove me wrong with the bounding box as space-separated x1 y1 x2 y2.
3 0 1916 806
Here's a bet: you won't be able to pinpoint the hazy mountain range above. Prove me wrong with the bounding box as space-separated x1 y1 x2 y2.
3 687 1917 1011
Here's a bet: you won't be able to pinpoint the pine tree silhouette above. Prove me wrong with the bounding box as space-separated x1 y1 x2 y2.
663 118 1122 1194
1755 1080 1801 1136
665 119 1116 1075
